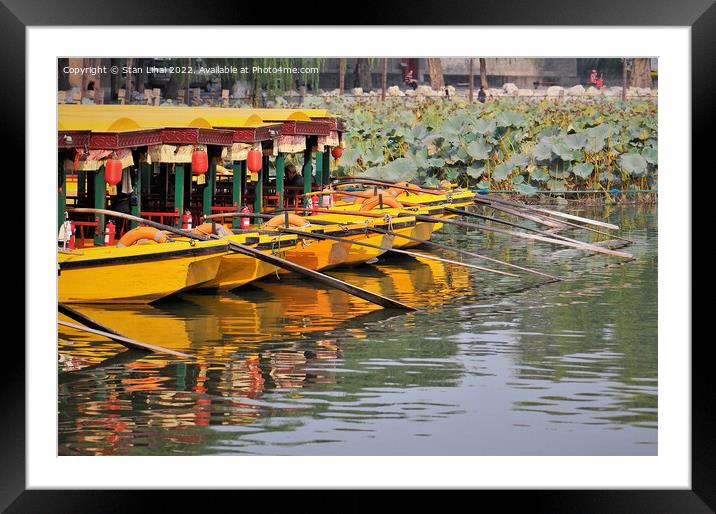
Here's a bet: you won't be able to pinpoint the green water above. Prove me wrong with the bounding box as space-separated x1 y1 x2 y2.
58 205 657 455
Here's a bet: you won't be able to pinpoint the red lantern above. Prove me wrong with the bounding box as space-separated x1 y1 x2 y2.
192 150 209 174
331 147 343 159
246 149 262 173
105 159 123 186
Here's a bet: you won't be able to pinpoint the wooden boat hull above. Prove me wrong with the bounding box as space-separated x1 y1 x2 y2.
391 221 438 249
197 234 297 291
341 231 393 266
58 240 227 304
279 238 351 274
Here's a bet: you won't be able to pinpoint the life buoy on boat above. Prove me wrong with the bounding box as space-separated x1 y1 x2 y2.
264 214 311 228
349 189 391 204
387 182 425 197
190 223 232 238
116 227 170 247
359 195 403 211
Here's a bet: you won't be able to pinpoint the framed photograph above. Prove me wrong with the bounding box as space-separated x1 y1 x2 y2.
7 0 710 511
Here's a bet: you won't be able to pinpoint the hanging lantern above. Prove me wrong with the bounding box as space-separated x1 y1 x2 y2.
246 149 262 173
192 150 209 174
331 147 343 159
105 159 123 186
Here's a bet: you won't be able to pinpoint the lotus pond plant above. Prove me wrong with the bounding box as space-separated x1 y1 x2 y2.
306 96 657 197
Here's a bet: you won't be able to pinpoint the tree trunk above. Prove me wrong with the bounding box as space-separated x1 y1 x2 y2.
629 58 652 88
479 58 488 89
468 58 474 101
338 58 345 95
110 58 120 101
165 71 184 100
381 58 388 101
427 58 444 90
94 58 102 104
58 58 70 91
80 58 90 100
622 58 627 101
125 58 134 104
356 58 372 91
136 58 147 94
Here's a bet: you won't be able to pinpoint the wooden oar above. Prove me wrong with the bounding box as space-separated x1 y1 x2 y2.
333 177 444 195
367 226 561 281
333 177 618 231
415 214 634 260
475 195 620 230
272 226 517 278
260 207 560 280
58 303 192 358
69 208 415 311
441 206 624 247
59 320 193 359
205 212 517 277
475 202 635 244
457 202 566 229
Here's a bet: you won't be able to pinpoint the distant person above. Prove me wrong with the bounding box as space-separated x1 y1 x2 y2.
403 70 418 90
589 69 598 86
477 86 486 103
285 164 304 187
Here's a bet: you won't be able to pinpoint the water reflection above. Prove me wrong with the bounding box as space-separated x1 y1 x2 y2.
58 206 657 456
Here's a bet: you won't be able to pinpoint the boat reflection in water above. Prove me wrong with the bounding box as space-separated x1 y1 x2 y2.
58 254 473 455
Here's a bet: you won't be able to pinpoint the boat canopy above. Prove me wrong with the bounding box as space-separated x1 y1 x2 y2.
58 105 335 132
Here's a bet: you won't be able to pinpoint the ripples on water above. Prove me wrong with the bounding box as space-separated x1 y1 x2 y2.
58 205 657 456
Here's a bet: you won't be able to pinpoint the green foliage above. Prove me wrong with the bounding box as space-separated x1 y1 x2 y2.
320 96 657 195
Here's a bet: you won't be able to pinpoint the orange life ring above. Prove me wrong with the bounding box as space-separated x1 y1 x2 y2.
264 214 311 228
359 195 403 211
348 189 394 204
116 227 169 247
190 223 232 237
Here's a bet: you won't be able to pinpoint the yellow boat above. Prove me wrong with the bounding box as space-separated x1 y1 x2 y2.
328 185 476 249
250 211 421 271
195 231 299 291
58 237 229 304
326 202 441 250
275 223 351 273
300 212 415 266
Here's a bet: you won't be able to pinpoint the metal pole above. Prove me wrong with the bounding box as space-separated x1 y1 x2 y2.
468 58 474 102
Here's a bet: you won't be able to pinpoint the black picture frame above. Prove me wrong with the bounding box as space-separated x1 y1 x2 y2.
7 0 710 511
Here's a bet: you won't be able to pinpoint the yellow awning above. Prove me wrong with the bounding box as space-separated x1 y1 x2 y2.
58 104 333 133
